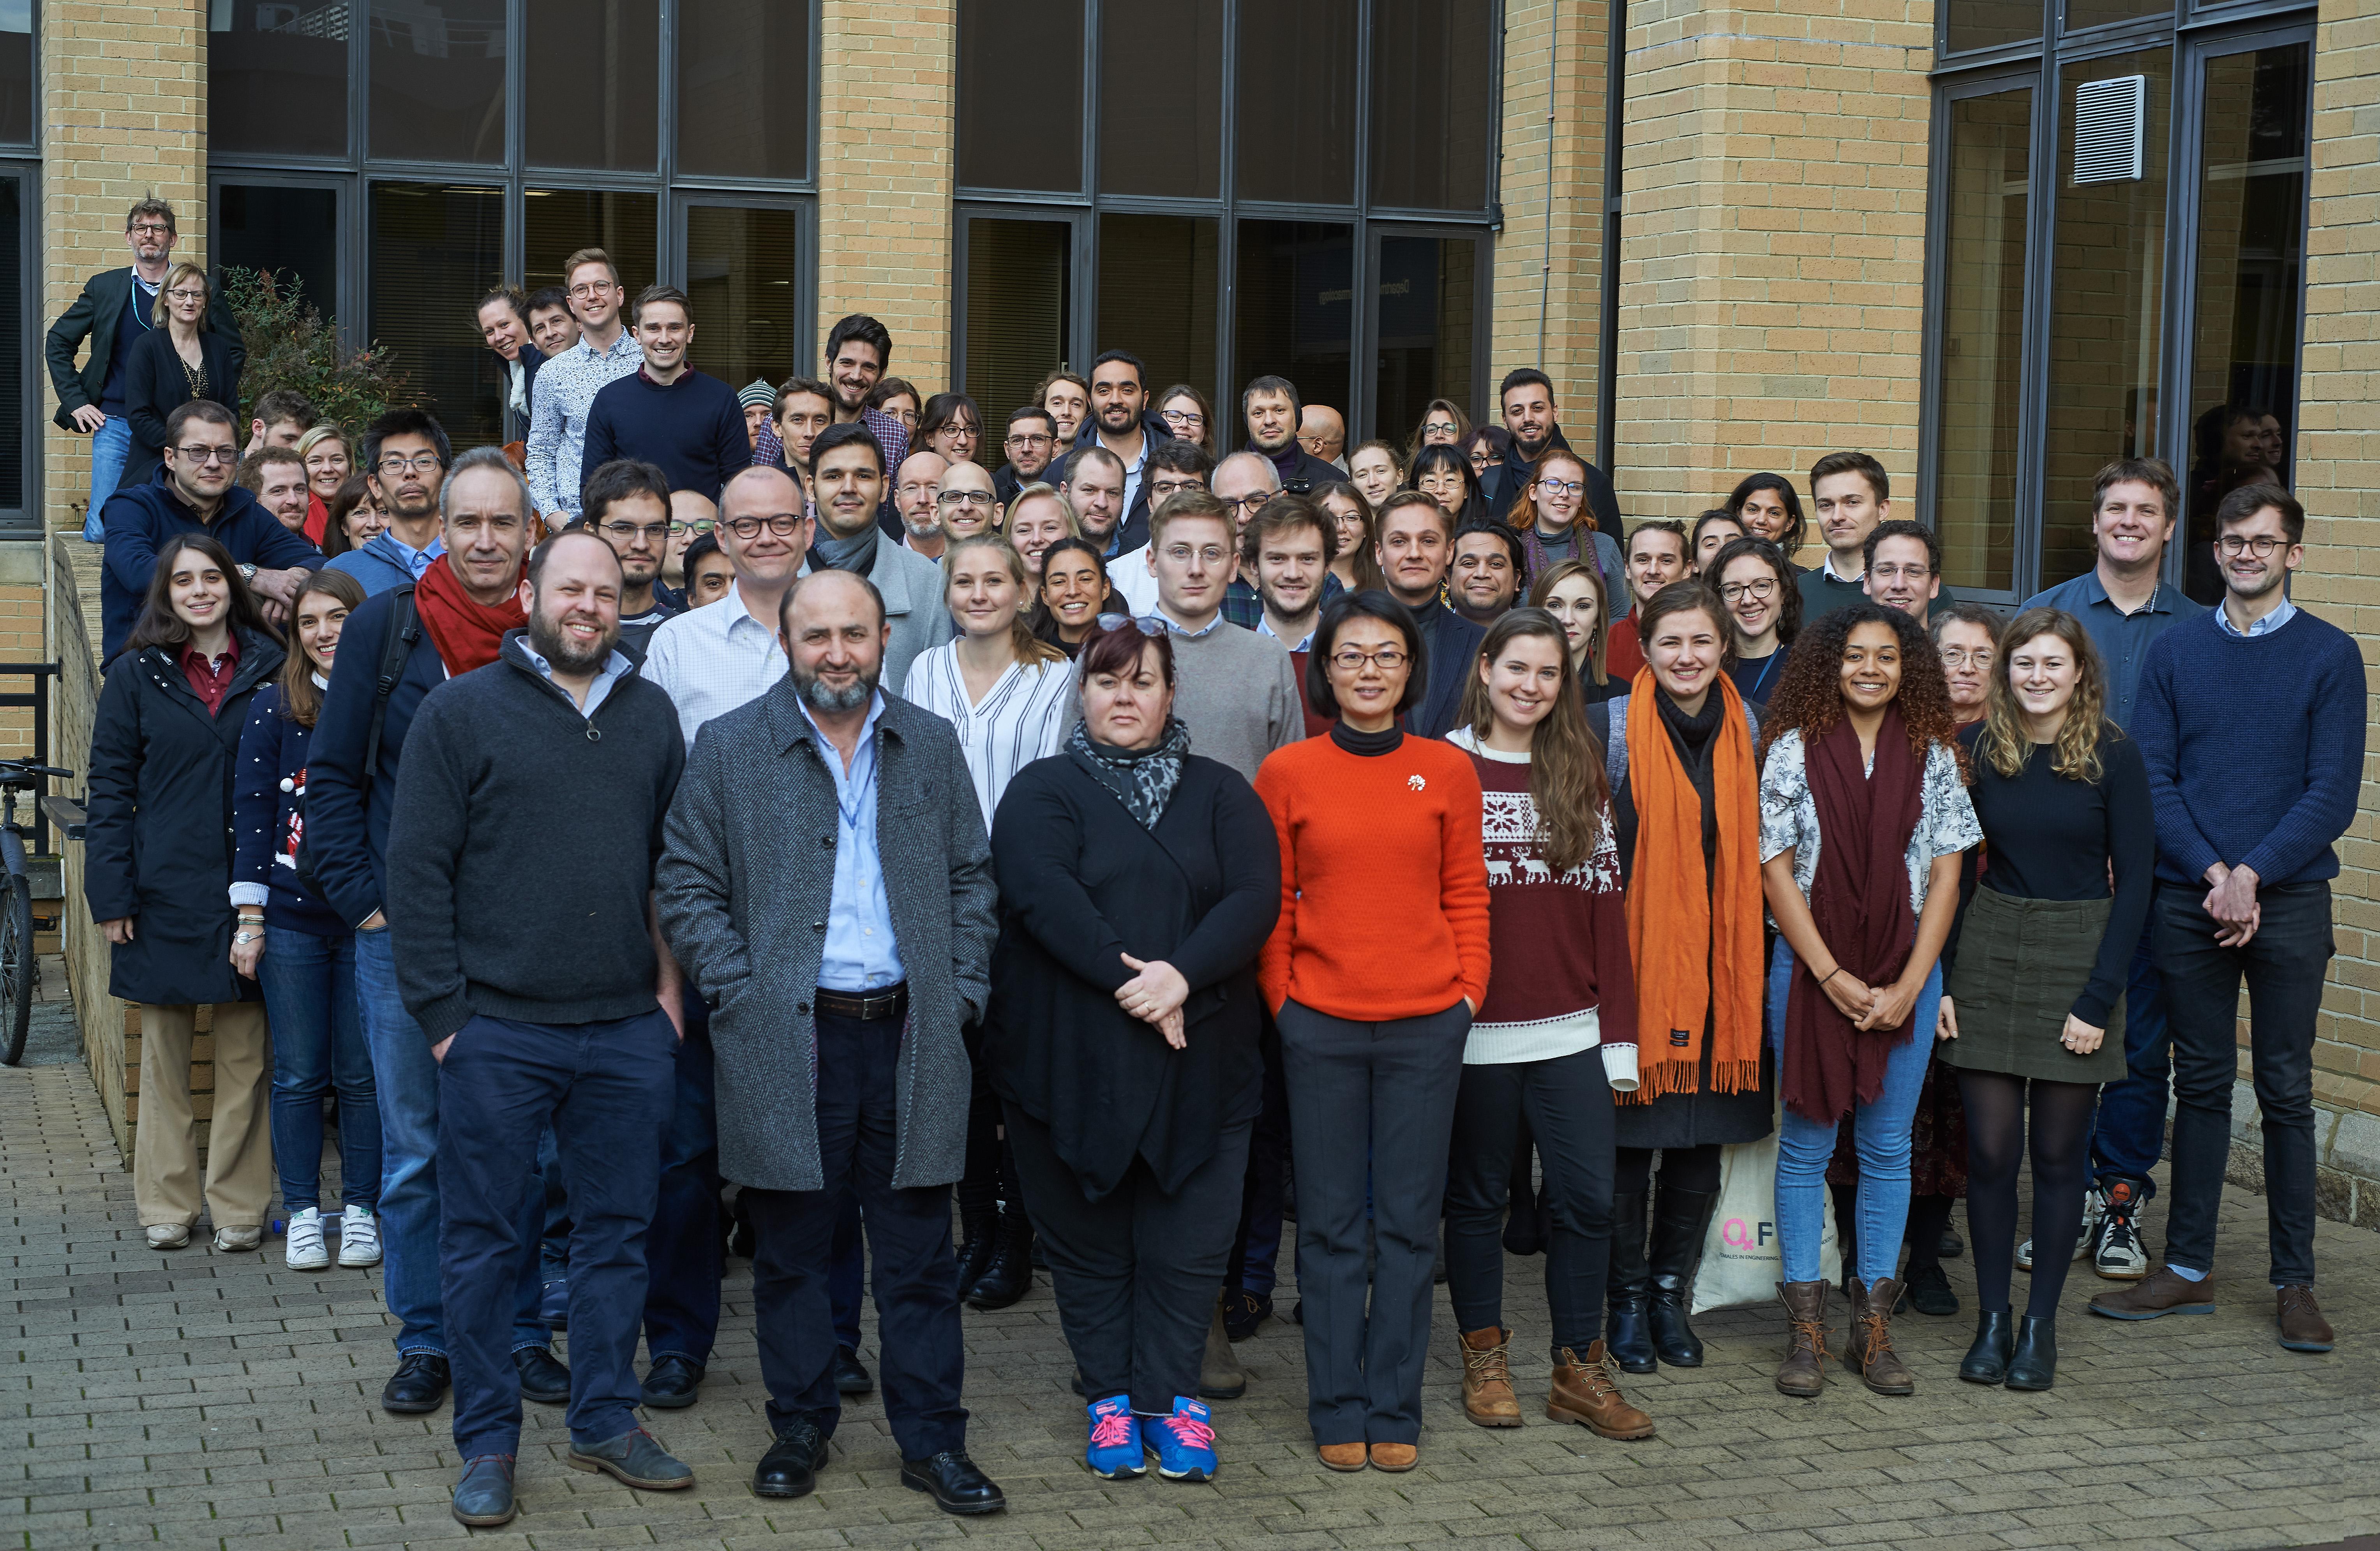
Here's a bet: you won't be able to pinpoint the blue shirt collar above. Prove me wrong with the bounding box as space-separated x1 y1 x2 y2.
797 688 889 765
520 641 634 718
2217 595 2296 638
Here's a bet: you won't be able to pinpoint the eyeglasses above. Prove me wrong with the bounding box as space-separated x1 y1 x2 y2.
1005 433 1053 448
1937 649 1994 669
1222 492 1269 515
600 521 670 543
566 281 617 299
165 288 208 303
1095 612 1164 636
1150 478 1206 498
172 444 237 465
725 513 806 538
2217 534 2286 557
1717 578 1777 603
377 454 442 475
937 489 996 508
1160 409 1205 429
1329 647 1409 671
1869 563 1933 582
668 518 714 536
129 222 172 237
1535 478 1584 498
1422 420 1459 437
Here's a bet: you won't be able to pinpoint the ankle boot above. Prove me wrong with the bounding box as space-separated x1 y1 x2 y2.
1604 1187 1655 1374
1458 1326 1522 1427
1647 1182 1719 1367
1776 1279 1831 1397
1546 1341 1654 1439
2005 1314 2057 1391
1959 1309 2015 1385
1843 1277 1915 1395
1198 1291 1247 1399
952 1176 999 1298
965 1205 1035 1310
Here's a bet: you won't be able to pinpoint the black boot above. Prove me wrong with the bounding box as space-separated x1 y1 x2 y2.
1605 1187 1655 1375
2005 1315 2057 1391
1647 1182 1719 1367
953 1175 999 1298
1958 1309 2014 1385
965 1204 1035 1310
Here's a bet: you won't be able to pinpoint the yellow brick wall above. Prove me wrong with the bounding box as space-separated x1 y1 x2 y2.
817 0 956 395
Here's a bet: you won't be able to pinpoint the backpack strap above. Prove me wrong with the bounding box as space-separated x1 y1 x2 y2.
360 584 419 784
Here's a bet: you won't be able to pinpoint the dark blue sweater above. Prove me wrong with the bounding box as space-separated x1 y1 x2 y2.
101 468 324 658
2133 609 2365 889
303 586 448 928
231 684 348 936
580 367 748 504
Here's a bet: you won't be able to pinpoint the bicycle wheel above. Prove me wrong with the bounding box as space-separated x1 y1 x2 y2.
0 872 32 1065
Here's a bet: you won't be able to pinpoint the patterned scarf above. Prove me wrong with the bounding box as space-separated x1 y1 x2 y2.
1068 717 1191 831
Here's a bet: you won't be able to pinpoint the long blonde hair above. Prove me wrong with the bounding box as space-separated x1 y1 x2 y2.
941 532 1065 669
1978 606 2112 784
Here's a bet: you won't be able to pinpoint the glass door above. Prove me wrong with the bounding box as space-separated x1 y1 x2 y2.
955 208 1085 463
212 178 346 338
674 197 811 392
1365 226 1487 446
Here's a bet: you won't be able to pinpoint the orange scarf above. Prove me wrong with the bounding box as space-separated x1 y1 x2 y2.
1622 670 1765 1100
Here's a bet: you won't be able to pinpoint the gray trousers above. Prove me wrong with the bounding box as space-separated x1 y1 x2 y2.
1277 996 1470 1446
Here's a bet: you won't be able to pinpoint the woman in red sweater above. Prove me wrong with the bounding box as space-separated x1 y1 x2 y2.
1255 591 1491 1475
1445 609 1651 1441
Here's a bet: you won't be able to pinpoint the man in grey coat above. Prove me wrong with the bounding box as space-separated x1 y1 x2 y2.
655 568 1003 1514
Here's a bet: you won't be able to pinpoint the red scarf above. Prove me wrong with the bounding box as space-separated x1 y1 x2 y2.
413 552 525 677
1781 706 1925 1124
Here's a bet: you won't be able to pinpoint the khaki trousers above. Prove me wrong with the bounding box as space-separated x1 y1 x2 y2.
135 1002 274 1230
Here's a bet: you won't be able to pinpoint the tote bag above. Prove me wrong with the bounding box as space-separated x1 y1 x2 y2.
1690 1109 1842 1314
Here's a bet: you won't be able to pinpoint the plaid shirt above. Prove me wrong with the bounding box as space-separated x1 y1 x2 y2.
751 406 912 477
524 330 643 518
1221 571 1344 632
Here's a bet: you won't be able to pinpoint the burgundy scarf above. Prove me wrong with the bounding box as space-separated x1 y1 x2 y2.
1781 706 1925 1123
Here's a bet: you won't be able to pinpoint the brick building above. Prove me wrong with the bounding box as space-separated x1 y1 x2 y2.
18 0 2380 1212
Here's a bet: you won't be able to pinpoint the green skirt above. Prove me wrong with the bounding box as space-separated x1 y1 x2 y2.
1939 886 2128 1085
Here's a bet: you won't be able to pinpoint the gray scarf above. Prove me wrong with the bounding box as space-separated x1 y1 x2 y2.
1068 718 1191 831
810 527 878 576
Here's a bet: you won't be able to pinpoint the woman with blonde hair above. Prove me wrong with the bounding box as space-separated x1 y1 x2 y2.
123 263 241 485
1528 558 1621 705
1938 607 2150 1392
1005 483 1082 581
1405 397 1471 467
295 423 350 545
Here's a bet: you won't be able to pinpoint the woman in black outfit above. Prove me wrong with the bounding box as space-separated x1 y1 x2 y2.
1938 607 2152 1390
986 618 1281 1482
123 263 241 488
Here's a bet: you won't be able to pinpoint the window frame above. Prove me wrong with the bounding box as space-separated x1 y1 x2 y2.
0 160 35 535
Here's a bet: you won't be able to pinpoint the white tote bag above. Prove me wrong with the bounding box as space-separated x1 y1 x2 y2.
1690 1110 1842 1314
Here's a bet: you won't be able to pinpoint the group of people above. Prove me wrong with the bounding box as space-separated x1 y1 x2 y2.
56 196 2361 1529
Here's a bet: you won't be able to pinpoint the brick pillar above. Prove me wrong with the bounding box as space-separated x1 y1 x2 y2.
1491 0 1611 438
1613 0 1934 529
816 0 956 392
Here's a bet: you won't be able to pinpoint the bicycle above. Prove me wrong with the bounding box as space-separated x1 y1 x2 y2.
0 760 72 1066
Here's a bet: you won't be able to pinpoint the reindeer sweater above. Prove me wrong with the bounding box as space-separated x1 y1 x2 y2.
1450 730 1640 1074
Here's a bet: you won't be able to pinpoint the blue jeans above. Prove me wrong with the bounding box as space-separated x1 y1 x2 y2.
354 926 549 1358
1770 939 1941 1285
257 927 379 1214
2086 925 2168 1197
81 415 129 540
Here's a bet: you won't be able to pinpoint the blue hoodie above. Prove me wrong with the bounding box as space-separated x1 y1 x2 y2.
100 466 324 659
324 529 445 598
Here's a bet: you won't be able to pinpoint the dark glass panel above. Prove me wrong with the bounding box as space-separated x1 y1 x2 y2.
1373 236 1477 442
1932 88 2030 593
685 205 803 392
956 0 1083 193
210 0 346 157
0 177 20 510
369 182 504 447
1369 0 1492 210
369 0 506 164
0 3 26 149
523 188 657 298
1233 220 1352 424
963 217 1071 462
525 0 660 171
216 185 342 334
2067 0 2167 35
1236 0 1357 205
1944 0 2041 56
677 0 813 181
1096 214 1216 410
1097 0 1221 199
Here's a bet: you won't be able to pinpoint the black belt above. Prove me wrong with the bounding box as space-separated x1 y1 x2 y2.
815 983 909 1022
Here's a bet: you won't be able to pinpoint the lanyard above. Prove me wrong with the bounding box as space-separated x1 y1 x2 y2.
1741 651 1780 701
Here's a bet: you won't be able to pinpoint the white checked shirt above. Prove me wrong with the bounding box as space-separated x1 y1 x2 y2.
640 582 790 752
524 329 642 519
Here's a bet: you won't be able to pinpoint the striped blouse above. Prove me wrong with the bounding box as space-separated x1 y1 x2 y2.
901 641 1076 832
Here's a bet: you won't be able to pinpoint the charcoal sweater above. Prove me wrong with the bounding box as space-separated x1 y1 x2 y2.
580 367 748 503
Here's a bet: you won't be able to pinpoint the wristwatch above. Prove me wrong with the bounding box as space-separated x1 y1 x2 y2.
233 930 262 945
238 563 258 582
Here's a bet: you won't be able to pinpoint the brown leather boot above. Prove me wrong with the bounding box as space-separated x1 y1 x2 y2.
1546 1341 1655 1439
1843 1277 1915 1395
1459 1327 1523 1427
1776 1280 1831 1397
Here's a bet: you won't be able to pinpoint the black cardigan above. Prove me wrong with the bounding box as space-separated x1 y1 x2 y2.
122 328 242 487
985 750 1281 1198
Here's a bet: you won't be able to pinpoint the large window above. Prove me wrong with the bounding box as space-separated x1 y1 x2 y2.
209 0 818 451
1921 0 2313 601
952 0 1496 450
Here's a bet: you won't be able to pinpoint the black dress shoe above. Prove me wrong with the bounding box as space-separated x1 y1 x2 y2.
833 1345 873 1396
2006 1314 2057 1390
900 1450 1006 1515
641 1353 704 1409
751 1420 828 1500
1960 1309 2015 1384
382 1352 450 1414
516 1346 572 1405
1223 1288 1272 1341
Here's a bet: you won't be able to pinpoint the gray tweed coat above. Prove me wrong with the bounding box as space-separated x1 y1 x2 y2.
655 679 997 1191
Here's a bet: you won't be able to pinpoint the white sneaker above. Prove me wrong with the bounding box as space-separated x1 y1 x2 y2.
213 1224 263 1253
2017 1187 2103 1272
145 1223 191 1251
2092 1178 2150 1279
285 1208 331 1271
337 1205 383 1268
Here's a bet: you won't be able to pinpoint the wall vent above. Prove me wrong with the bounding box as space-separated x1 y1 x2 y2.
2073 75 2147 184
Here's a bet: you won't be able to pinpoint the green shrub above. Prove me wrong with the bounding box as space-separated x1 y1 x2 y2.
218 266 404 430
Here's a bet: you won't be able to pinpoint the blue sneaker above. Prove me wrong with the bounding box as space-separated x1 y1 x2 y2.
1084 1395 1145 1479
1145 1396 1217 1482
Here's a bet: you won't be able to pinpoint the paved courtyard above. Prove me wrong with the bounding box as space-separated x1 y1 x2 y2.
4 1000 2380 1551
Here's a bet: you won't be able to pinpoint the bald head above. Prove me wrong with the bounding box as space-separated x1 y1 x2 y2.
1299 404 1345 464
1213 451 1283 534
936 457 999 539
717 464 811 585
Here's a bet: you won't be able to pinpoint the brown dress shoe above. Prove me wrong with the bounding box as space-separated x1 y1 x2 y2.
2087 1264 2215 1321
2276 1285 2334 1352
1317 1442 1367 1472
1776 1280 1831 1397
1546 1341 1655 1439
1367 1442 1418 1472
1459 1326 1523 1427
1844 1277 1914 1395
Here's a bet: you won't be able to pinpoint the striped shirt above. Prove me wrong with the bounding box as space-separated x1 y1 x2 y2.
524 329 643 519
900 641 1075 831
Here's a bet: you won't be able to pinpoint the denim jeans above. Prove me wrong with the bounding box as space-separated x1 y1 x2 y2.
353 926 549 1358
1770 939 1941 1285
81 415 129 540
2087 925 2170 1197
256 926 379 1214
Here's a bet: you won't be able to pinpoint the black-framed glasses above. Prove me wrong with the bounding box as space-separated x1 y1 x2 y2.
1329 647 1409 671
129 222 172 237
2217 534 2286 557
1717 578 1777 602
378 454 442 475
725 513 806 538
1535 478 1584 497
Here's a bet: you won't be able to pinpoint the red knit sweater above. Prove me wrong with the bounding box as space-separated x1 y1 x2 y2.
1254 732 1492 1021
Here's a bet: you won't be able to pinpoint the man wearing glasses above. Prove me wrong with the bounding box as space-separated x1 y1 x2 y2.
327 410 454 598
97 399 318 657
1142 489 1305 784
992 407 1057 506
1858 519 1944 626
49 199 245 540
582 459 681 660
525 248 643 526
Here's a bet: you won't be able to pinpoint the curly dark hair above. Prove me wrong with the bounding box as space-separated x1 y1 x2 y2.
1757 602 1965 774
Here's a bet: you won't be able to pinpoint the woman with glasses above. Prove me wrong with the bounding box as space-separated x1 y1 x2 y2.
1311 481 1386 595
1726 474 1810 568
1404 398 1472 468
1033 536 1115 658
1006 484 1081 581
1156 385 1215 457
1527 558 1621 706
1709 536 1802 709
919 392 985 466
1256 592 1490 1474
317 475 387 561
984 616 1279 1482
1347 439 1403 511
123 264 242 488
1410 443 1490 529
296 425 349 546
868 376 922 438
1509 449 1625 601
1037 371 1092 449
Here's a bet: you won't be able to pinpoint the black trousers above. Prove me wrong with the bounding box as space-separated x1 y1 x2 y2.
743 1007 968 1459
2157 880 2332 1286
1444 1046 1618 1354
1006 1103 1252 1415
1225 1015 1291 1298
